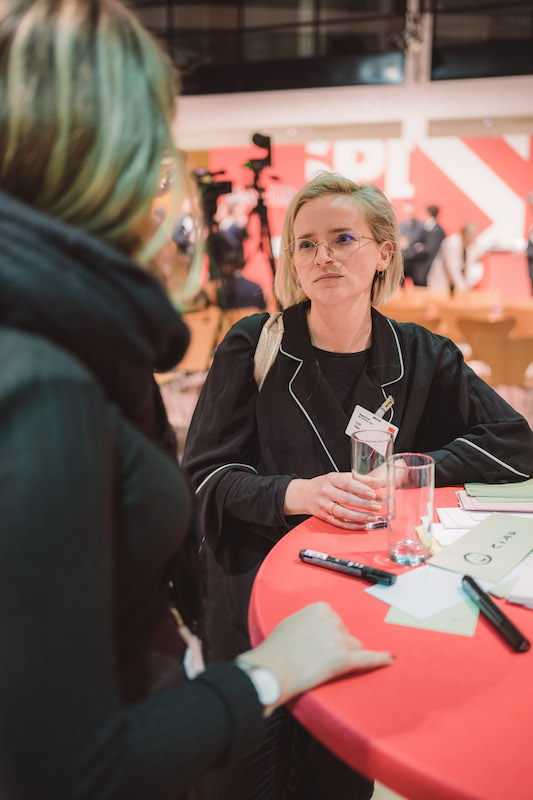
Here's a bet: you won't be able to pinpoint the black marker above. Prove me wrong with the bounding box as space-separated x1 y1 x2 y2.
299 549 396 586
462 575 531 653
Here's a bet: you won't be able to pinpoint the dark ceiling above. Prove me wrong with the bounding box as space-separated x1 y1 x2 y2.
127 1 533 94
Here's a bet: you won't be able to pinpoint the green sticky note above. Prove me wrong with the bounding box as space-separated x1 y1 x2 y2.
385 599 479 636
430 513 533 582
465 479 533 499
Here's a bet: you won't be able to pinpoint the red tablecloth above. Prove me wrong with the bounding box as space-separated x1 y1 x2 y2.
249 486 533 800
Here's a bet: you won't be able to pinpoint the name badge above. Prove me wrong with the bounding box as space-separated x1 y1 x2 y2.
345 404 399 441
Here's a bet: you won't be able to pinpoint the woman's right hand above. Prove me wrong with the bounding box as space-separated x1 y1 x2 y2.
237 602 394 714
283 472 384 529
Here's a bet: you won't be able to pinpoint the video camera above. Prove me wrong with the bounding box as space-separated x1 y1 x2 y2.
193 167 232 228
244 132 271 176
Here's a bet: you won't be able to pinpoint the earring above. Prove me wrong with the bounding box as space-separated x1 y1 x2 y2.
297 278 302 286
377 270 385 277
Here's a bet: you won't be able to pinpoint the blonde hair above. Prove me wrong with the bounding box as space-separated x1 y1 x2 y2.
274 172 403 309
0 0 179 257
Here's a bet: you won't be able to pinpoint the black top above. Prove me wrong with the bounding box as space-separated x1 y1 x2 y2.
0 191 265 800
410 222 446 284
312 346 369 412
218 275 266 310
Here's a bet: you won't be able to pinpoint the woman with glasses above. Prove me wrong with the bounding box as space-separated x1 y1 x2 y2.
183 171 533 798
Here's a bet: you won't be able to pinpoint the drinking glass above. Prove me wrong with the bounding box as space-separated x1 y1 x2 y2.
387 453 435 566
351 429 394 530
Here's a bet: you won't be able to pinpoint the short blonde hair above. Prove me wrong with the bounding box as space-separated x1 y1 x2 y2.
274 172 403 309
0 0 178 256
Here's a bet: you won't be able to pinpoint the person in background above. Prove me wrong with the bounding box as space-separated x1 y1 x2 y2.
408 204 446 286
207 197 266 310
183 171 533 800
427 221 484 292
0 4 394 800
526 190 533 295
214 259 267 309
399 200 423 282
217 197 249 270
172 198 196 258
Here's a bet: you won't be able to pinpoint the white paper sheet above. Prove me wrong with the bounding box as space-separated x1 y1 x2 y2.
432 522 470 547
365 565 467 619
437 507 533 530
436 507 489 529
505 555 533 608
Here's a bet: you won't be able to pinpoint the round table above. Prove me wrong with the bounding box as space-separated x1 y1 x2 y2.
248 487 533 800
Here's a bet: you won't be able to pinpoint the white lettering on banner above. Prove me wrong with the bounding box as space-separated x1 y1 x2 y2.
264 185 296 208
385 139 415 199
306 138 414 198
305 141 331 157
304 141 332 180
418 137 525 245
333 140 385 183
305 158 333 180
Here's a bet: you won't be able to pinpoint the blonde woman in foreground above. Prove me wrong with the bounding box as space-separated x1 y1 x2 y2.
0 3 394 799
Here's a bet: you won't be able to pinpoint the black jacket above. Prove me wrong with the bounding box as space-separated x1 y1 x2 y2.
0 191 264 800
410 222 446 285
183 302 533 660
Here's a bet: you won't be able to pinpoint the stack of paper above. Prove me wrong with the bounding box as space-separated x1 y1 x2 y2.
457 479 533 513
508 558 533 609
364 513 533 636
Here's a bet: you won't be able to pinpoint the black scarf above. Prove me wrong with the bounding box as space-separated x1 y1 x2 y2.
0 190 189 455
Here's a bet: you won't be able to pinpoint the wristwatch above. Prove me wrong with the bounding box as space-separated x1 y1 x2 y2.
235 658 281 707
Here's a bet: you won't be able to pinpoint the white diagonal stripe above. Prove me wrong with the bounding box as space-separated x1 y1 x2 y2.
418 137 525 245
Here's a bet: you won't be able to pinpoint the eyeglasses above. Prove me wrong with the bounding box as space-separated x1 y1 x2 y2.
286 232 377 268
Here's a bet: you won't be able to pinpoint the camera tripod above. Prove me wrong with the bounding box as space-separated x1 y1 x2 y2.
246 168 276 280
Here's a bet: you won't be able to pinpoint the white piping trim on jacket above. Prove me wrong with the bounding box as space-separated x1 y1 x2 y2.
376 318 405 424
195 462 258 494
281 344 340 473
382 318 404 387
455 438 529 478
